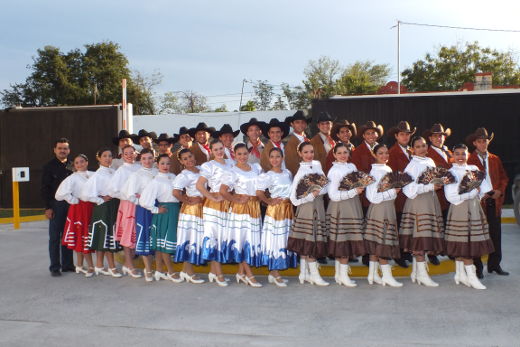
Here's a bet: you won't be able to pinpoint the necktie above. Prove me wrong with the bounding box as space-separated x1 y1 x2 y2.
479 154 487 171
202 143 210 156
327 136 335 149
229 148 235 160
406 148 412 159
273 141 282 149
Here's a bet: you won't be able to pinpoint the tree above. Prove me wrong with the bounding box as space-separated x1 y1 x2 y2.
213 104 228 112
179 90 208 113
271 95 287 110
281 83 310 109
240 100 256 111
302 56 342 99
253 80 274 110
1 41 159 114
158 91 182 114
335 61 390 95
401 41 520 92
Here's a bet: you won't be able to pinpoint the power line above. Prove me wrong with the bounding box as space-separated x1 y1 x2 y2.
395 21 520 33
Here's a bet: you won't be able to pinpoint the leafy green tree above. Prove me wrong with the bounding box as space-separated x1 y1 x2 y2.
335 61 390 95
271 95 287 110
213 104 228 112
1 41 159 114
240 100 256 111
401 41 520 92
253 80 274 110
302 56 342 99
281 83 309 109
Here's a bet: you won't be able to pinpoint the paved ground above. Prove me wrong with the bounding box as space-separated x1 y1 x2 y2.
1 221 519 347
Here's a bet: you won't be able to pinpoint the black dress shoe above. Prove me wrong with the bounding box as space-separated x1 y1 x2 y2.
317 258 328 265
403 252 413 262
476 268 484 279
61 266 76 272
51 270 62 277
394 258 408 268
488 266 510 276
362 254 369 266
428 255 440 266
349 258 359 263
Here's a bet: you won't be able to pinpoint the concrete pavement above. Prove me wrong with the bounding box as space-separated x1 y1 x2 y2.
1 221 519 346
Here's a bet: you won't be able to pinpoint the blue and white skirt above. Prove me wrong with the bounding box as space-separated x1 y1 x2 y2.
135 205 154 256
174 202 206 265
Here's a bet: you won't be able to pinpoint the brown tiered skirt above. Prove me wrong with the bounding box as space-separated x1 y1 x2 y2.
326 196 366 258
287 195 327 258
445 198 494 258
364 200 400 259
399 192 444 254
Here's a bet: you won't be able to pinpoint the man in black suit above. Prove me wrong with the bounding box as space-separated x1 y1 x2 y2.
41 138 73 277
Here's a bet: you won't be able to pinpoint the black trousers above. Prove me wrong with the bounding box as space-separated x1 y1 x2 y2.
48 200 73 272
474 199 502 271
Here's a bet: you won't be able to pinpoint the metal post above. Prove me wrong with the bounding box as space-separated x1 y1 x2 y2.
239 78 246 111
122 79 127 130
397 20 401 94
12 181 20 229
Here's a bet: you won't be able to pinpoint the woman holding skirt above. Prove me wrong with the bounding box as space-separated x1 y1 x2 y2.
121 148 157 282
55 154 95 277
220 143 263 287
401 137 445 287
81 148 122 278
110 145 140 278
140 154 182 283
326 143 365 287
444 144 494 289
364 144 403 287
288 142 329 286
256 147 297 287
172 148 205 284
196 139 235 287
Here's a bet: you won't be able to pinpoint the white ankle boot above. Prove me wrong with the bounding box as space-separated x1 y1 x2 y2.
410 257 417 283
299 258 310 284
381 264 403 287
307 261 329 286
465 264 486 290
334 260 340 283
415 261 439 287
367 261 382 285
454 260 469 286
336 263 357 287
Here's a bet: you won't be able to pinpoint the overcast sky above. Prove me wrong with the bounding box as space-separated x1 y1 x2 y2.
1 0 519 112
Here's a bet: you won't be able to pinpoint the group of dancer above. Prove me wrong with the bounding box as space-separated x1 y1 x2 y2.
43 110 509 290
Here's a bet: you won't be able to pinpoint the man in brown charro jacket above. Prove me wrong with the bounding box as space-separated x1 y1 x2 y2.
424 123 453 266
240 117 267 165
170 127 193 175
284 111 311 176
467 127 509 278
324 120 356 173
387 121 416 268
260 118 290 172
213 124 240 161
189 122 215 166
309 112 336 174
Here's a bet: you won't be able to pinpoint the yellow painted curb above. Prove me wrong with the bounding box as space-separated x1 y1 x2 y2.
501 217 517 224
0 215 47 224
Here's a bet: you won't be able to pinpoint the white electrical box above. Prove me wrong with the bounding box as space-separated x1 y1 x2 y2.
12 167 30 182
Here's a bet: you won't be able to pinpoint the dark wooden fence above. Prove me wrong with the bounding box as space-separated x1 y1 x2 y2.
311 91 520 204
0 106 119 208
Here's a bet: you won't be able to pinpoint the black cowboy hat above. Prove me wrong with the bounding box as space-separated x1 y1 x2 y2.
284 110 310 124
422 123 451 139
465 127 494 145
188 122 216 138
153 133 175 144
212 124 240 138
331 120 357 141
316 111 336 123
387 121 417 138
240 117 267 135
357 121 384 138
112 130 136 146
132 129 158 143
262 118 290 139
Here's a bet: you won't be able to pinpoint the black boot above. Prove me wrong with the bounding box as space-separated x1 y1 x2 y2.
394 258 408 268
428 255 440 266
362 254 369 266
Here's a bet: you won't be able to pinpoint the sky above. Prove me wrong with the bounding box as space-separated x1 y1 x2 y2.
1 0 520 112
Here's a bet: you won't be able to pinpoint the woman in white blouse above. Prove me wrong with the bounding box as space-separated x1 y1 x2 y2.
81 148 122 278
364 144 402 287
287 142 329 286
120 148 157 282
172 149 205 284
55 154 95 277
326 143 365 287
196 139 234 287
256 147 297 287
444 144 494 289
220 143 263 287
110 145 140 278
401 137 444 287
140 154 182 283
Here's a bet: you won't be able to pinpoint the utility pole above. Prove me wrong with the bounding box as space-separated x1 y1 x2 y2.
397 20 401 94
